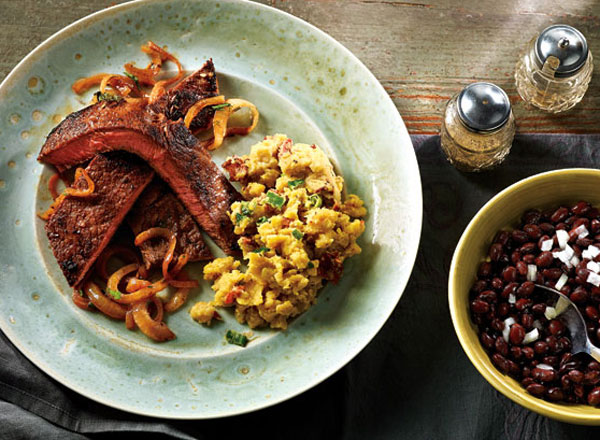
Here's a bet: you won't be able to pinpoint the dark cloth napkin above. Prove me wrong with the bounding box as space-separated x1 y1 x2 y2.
4 134 600 440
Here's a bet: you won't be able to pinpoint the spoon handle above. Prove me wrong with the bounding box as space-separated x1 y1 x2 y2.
588 343 600 362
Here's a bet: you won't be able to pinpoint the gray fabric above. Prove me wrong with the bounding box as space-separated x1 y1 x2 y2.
3 134 600 439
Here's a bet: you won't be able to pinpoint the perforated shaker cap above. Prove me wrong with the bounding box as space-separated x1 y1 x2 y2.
456 82 511 132
535 24 589 77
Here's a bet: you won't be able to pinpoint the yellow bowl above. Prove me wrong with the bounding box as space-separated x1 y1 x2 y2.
449 168 600 425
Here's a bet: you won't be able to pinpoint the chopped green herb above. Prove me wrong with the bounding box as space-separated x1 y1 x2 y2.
212 102 232 110
266 191 286 209
107 288 121 300
94 91 122 102
292 229 304 240
288 179 305 189
123 72 140 89
226 329 248 347
87 302 96 310
240 202 253 217
307 262 314 269
77 289 84 297
256 216 269 225
251 246 270 254
308 194 322 208
235 213 246 224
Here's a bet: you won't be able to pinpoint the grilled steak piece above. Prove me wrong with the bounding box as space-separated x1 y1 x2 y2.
45 153 154 287
128 179 213 269
149 59 219 132
38 99 241 254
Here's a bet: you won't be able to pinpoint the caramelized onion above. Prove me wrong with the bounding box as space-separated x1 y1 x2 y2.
65 168 95 197
126 277 152 293
131 299 175 342
125 309 136 330
96 245 141 280
134 227 171 246
48 173 62 200
72 73 111 94
84 282 127 320
183 95 225 129
71 289 91 310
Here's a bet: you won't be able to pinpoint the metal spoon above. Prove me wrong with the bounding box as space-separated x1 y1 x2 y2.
535 284 600 362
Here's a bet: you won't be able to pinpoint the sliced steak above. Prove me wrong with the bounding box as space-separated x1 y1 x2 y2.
45 153 154 287
38 99 240 254
149 59 219 131
128 179 213 269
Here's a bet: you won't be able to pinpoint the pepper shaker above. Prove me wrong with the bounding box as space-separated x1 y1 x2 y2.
515 24 593 113
440 82 515 172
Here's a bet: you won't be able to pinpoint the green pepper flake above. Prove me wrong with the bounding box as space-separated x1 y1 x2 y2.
307 262 314 269
123 72 140 89
251 246 270 254
107 288 121 300
308 194 322 208
212 102 232 110
292 229 304 240
266 191 285 209
256 216 269 225
287 178 305 189
226 329 248 347
94 91 122 102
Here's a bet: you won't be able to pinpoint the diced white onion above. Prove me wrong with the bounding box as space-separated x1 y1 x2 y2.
553 250 573 268
575 224 589 239
527 264 538 282
536 363 554 371
588 272 600 287
584 245 600 260
588 261 600 273
556 229 569 249
571 255 580 267
541 239 554 252
523 328 540 344
508 294 516 304
555 295 570 316
555 273 569 290
503 317 515 343
544 306 557 320
564 244 575 259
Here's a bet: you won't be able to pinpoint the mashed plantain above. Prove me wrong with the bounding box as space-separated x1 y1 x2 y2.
189 134 366 330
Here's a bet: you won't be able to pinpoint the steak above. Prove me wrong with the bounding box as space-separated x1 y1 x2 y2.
45 153 154 287
38 99 241 254
149 59 219 132
128 179 213 269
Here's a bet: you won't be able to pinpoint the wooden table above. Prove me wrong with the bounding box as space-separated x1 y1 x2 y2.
2 0 599 135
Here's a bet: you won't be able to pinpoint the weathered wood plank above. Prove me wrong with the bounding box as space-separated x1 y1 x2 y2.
1 0 599 134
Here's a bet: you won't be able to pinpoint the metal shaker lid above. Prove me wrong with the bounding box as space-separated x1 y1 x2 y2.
535 24 588 77
457 82 511 132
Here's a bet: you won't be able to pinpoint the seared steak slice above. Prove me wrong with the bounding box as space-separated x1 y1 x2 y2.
149 59 219 131
45 153 154 287
38 99 240 254
128 179 213 269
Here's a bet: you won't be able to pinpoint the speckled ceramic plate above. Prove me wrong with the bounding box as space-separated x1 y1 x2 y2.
0 0 421 418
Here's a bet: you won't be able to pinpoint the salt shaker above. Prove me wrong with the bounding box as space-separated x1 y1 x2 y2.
440 82 515 172
515 24 593 113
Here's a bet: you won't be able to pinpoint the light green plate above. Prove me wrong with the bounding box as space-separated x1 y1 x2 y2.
0 0 422 418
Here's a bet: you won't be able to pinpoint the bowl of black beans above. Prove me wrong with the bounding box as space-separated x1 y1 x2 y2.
449 169 600 425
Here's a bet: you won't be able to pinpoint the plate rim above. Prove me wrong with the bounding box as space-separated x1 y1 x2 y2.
0 0 423 419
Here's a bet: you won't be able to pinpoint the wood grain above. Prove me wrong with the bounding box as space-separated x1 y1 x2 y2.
1 0 599 134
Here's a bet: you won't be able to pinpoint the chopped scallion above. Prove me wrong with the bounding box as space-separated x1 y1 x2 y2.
107 288 121 300
256 216 269 225
292 229 304 240
225 330 248 347
212 103 232 110
308 194 322 208
251 246 270 254
266 191 285 209
288 179 305 189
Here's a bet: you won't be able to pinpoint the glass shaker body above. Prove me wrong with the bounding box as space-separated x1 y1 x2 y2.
515 29 593 113
440 92 515 172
